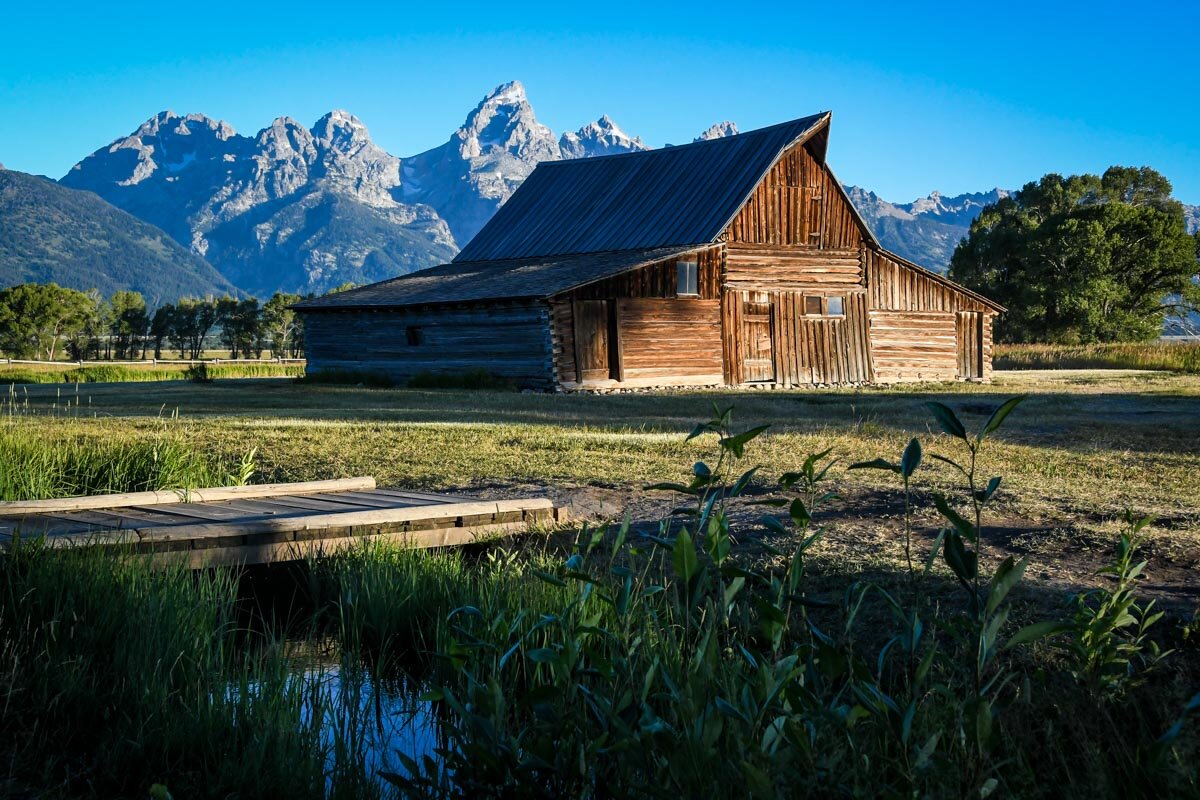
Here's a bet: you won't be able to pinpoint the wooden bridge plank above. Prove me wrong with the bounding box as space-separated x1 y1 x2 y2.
0 478 377 516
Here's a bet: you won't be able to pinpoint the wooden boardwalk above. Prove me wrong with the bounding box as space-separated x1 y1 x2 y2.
0 478 560 568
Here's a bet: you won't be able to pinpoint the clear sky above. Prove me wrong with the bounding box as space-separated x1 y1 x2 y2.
1 0 1196 204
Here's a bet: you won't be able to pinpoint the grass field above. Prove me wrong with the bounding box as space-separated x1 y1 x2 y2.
3 370 1198 797
0 361 304 384
4 369 1198 600
996 341 1200 373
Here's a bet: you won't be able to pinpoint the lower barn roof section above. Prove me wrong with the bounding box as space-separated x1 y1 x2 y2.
295 245 708 310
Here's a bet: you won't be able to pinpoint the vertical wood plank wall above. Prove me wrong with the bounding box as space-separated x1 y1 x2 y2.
864 249 996 383
304 304 554 388
720 140 876 385
549 248 723 388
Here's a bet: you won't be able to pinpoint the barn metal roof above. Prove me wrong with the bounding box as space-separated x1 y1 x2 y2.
453 112 831 262
293 245 709 310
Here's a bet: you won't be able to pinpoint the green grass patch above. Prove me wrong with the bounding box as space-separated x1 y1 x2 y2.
0 362 304 385
186 362 306 381
996 341 1200 373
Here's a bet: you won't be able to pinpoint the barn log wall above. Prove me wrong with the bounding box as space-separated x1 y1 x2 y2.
304 304 554 389
549 248 724 388
565 248 721 301
864 250 995 382
616 299 723 386
725 247 864 291
718 140 880 386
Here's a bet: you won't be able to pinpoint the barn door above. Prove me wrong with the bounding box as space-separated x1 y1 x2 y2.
740 291 775 383
573 300 620 383
956 311 984 380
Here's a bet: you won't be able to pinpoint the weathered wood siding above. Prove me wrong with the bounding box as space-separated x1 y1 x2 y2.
864 250 997 383
725 247 864 290
719 141 874 385
304 304 554 388
549 248 724 388
616 299 723 386
867 311 958 382
772 291 872 385
865 250 994 313
727 141 864 250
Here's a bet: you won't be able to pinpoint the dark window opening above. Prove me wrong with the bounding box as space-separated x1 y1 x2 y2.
406 326 423 346
676 260 699 296
803 295 823 316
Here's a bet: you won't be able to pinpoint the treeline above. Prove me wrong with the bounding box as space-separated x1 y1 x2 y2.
0 283 305 361
950 166 1200 343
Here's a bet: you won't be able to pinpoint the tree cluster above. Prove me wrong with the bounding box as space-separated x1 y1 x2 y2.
0 284 305 361
949 166 1200 343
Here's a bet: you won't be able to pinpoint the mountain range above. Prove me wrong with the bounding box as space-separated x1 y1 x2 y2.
1 80 1197 301
0 168 236 301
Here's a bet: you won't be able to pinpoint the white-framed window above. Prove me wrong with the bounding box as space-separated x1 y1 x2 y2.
676 260 699 296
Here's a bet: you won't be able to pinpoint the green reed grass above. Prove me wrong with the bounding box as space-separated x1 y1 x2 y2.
996 341 1200 373
186 362 306 381
0 424 235 500
0 362 303 385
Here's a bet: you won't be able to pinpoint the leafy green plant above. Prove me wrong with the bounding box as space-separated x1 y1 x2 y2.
1066 512 1172 694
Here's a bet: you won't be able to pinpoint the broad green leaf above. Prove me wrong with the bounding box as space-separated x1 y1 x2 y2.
527 647 560 664
979 395 1026 441
789 497 811 528
933 493 977 541
985 556 1027 616
724 575 746 609
719 425 770 458
672 527 700 583
848 458 900 473
901 438 923 479
731 466 759 496
532 570 567 588
943 532 977 583
926 401 967 440
1005 620 1072 649
645 482 696 494
976 699 993 747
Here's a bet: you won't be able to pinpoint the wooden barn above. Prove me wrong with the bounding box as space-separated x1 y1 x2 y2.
295 112 1003 390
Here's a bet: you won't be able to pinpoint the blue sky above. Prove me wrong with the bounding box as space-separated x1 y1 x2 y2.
2 1 1197 204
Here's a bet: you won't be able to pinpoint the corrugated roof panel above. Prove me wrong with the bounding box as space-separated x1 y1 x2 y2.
453 113 830 262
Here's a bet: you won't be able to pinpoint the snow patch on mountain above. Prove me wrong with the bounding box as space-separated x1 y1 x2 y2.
560 115 648 159
696 121 739 141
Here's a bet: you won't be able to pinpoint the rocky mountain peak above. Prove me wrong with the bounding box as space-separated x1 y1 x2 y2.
559 114 648 159
311 110 372 151
133 110 238 142
902 188 1011 226
453 80 558 163
696 121 739 141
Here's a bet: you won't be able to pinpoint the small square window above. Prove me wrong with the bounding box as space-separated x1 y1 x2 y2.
804 296 823 316
827 296 844 316
406 326 423 346
676 261 699 296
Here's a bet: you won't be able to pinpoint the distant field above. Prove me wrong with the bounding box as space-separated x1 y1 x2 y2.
3 369 1198 603
0 361 303 384
995 341 1200 373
